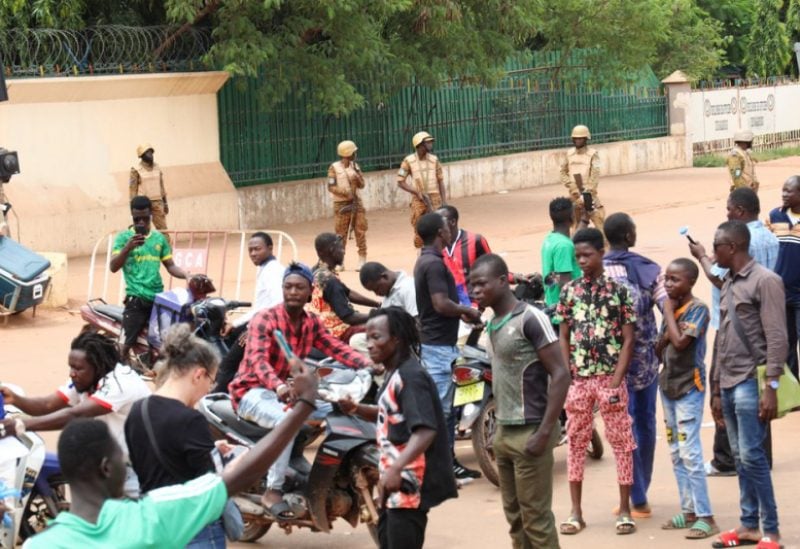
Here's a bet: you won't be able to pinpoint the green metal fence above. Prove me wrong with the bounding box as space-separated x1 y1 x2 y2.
218 51 668 187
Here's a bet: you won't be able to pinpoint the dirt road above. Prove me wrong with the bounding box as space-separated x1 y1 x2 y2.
2 158 800 548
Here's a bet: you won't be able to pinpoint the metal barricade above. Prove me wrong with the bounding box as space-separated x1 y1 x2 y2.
86 229 298 304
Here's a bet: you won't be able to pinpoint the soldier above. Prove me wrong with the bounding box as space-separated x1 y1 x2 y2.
327 140 367 270
561 125 605 231
129 144 169 231
397 131 447 248
727 130 759 193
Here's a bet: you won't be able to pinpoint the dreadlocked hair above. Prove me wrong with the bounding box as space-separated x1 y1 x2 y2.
368 306 421 359
71 329 121 381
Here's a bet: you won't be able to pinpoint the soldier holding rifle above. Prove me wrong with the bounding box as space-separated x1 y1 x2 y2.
561 125 605 232
398 131 447 249
327 140 368 270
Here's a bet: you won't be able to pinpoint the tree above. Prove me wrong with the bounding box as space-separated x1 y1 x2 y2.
745 0 792 77
697 0 754 73
654 0 726 80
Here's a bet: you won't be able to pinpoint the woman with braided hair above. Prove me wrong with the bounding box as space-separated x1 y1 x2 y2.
0 328 151 498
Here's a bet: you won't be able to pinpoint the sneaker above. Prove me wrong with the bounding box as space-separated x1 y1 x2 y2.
704 461 736 477
356 255 367 271
453 460 482 480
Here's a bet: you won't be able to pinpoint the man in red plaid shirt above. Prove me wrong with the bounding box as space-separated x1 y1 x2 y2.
229 262 371 519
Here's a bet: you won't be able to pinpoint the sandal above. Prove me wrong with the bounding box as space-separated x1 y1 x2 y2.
686 518 720 540
611 504 652 518
756 537 784 549
616 515 636 535
559 516 586 535
264 500 296 521
662 513 693 530
712 529 759 548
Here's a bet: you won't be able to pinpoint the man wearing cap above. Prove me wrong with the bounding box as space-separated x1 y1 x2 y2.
327 140 368 269
728 131 759 193
398 131 446 248
561 125 605 231
229 262 371 519
130 144 169 230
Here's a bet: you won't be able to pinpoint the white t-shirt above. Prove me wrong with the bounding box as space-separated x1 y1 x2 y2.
382 271 418 317
233 258 285 328
58 364 151 461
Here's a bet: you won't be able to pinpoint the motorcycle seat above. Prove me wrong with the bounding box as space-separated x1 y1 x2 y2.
208 398 271 440
461 344 489 363
94 303 125 323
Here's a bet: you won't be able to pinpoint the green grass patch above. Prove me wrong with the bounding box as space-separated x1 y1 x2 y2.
694 146 800 168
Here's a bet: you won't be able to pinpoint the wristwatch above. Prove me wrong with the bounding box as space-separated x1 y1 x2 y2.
768 379 780 390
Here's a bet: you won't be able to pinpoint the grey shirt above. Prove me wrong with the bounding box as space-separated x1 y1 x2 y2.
382 271 418 317
716 259 788 389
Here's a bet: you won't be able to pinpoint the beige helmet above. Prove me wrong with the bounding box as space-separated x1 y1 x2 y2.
136 143 154 157
412 131 434 148
733 130 754 143
571 125 591 139
337 140 358 158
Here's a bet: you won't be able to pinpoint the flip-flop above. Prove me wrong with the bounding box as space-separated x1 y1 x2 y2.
264 500 295 521
755 537 784 549
559 516 586 535
662 513 693 530
611 505 652 518
616 515 636 535
711 529 759 548
685 518 720 540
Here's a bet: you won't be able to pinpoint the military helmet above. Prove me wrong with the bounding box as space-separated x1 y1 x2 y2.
412 131 434 148
571 125 591 139
136 143 154 157
337 140 358 157
733 130 754 143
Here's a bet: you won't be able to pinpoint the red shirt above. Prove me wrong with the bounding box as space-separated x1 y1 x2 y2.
228 304 370 405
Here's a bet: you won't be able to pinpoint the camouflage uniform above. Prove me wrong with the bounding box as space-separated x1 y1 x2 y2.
327 160 367 258
561 146 605 231
397 152 444 248
727 145 759 193
130 161 168 230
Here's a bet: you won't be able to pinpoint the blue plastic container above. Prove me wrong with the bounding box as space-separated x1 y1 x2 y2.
0 236 51 313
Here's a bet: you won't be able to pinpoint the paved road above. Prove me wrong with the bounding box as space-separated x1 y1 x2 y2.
3 157 800 548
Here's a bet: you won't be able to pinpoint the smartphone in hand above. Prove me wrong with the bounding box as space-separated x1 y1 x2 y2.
582 191 594 212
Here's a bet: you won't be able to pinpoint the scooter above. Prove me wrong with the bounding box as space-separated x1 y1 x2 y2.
0 386 69 547
198 363 381 544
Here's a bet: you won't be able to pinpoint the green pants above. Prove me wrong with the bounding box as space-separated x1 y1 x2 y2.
494 423 560 549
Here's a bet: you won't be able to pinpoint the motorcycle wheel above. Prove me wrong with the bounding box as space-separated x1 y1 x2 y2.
19 474 70 541
239 519 271 543
587 428 604 460
471 398 499 487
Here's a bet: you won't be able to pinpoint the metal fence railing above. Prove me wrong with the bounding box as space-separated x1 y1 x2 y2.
0 25 211 77
218 51 668 187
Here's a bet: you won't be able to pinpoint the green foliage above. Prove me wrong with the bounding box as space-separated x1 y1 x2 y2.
697 0 754 71
653 0 726 80
745 0 792 77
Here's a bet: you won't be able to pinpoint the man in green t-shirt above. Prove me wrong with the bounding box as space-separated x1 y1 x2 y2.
541 198 583 309
110 196 187 362
24 358 320 549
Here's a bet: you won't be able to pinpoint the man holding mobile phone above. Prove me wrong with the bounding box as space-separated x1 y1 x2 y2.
110 196 187 365
561 125 605 232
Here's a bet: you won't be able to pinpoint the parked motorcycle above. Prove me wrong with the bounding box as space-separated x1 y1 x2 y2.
0 385 69 547
198 363 380 544
453 277 603 487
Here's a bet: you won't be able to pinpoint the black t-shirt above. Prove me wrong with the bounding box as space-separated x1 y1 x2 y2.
321 276 355 320
124 395 215 494
377 357 458 510
414 247 460 345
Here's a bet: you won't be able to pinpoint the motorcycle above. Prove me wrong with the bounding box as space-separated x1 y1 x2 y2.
198 363 381 544
452 278 603 487
1 385 69 547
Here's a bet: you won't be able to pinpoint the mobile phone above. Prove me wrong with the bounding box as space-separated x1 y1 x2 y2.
274 330 295 360
582 191 594 212
134 225 148 236
609 395 620 404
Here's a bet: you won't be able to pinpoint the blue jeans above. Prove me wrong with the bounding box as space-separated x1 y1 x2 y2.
786 303 800 379
237 388 332 491
661 388 713 517
629 377 657 507
721 378 779 534
420 344 459 451
187 519 226 548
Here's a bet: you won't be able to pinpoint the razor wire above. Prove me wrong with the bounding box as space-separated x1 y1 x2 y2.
0 25 212 77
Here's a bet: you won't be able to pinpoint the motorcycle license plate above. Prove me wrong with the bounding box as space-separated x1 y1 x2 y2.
453 381 485 407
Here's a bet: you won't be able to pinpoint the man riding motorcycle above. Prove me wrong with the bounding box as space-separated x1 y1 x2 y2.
227 262 373 521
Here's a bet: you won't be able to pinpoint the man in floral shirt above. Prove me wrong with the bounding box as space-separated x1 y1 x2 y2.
555 227 638 536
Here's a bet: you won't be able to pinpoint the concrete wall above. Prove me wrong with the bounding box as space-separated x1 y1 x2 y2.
238 135 688 228
0 72 238 256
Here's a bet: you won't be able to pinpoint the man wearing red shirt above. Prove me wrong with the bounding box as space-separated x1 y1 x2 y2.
437 205 492 306
229 262 371 519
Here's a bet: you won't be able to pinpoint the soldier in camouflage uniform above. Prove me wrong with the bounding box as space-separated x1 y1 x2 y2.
397 131 447 248
561 125 605 232
129 144 169 231
327 140 367 270
727 130 759 193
